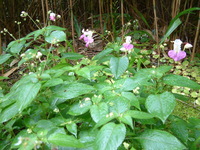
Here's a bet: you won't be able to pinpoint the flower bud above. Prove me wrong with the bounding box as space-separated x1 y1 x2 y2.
184 43 193 49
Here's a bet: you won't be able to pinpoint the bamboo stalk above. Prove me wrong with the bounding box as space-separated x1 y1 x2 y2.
91 0 94 29
110 0 114 41
45 0 49 24
0 33 2 55
153 0 159 54
182 0 193 35
99 0 103 34
70 0 75 52
190 11 200 61
41 0 46 26
121 0 124 38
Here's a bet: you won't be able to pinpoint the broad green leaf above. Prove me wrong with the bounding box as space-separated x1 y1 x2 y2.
39 73 51 79
137 130 186 150
118 114 133 129
45 66 74 77
33 29 45 39
18 49 38 66
94 123 126 150
79 129 97 143
45 25 66 31
37 127 65 143
43 78 63 87
90 103 109 123
188 118 200 129
108 96 130 114
156 65 172 74
145 92 176 123
173 93 189 101
9 73 38 91
0 74 41 123
135 66 172 79
94 82 112 94
119 76 149 91
76 67 91 80
121 92 140 109
170 119 188 144
93 48 113 61
35 120 55 129
26 28 44 38
48 133 84 148
53 83 94 100
0 53 12 64
17 82 41 111
11 130 37 150
66 122 78 137
163 74 200 90
77 65 105 79
62 52 84 60
68 98 92 116
94 112 118 129
110 56 129 79
45 31 66 44
0 102 19 123
8 39 26 54
126 110 154 119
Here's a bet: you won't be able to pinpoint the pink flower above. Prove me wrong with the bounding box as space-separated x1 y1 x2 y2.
79 29 94 47
50 13 56 21
168 39 186 61
120 36 134 52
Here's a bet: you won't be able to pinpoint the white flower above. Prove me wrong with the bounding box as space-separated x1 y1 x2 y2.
36 52 42 58
173 39 182 53
27 128 32 133
20 53 25 57
53 108 59 113
184 43 193 49
125 36 132 44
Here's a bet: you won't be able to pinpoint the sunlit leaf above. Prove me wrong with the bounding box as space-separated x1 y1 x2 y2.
137 130 186 150
94 123 126 150
110 56 129 79
45 30 66 44
0 53 12 64
48 133 84 148
145 92 176 123
163 74 200 90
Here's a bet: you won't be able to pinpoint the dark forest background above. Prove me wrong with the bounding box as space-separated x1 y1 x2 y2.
0 0 199 53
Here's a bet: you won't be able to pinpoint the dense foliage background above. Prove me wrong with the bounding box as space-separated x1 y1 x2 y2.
0 0 200 53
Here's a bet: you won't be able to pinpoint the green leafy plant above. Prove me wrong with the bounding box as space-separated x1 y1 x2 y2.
1 32 200 149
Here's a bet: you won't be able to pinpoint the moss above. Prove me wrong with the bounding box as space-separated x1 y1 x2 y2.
173 100 200 120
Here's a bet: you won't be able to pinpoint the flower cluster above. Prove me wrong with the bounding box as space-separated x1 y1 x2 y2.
120 36 134 52
79 29 94 47
48 11 61 21
168 39 192 61
20 11 28 17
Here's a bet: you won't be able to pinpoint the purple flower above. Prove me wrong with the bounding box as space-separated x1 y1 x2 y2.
120 36 134 52
168 39 186 61
79 29 94 47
